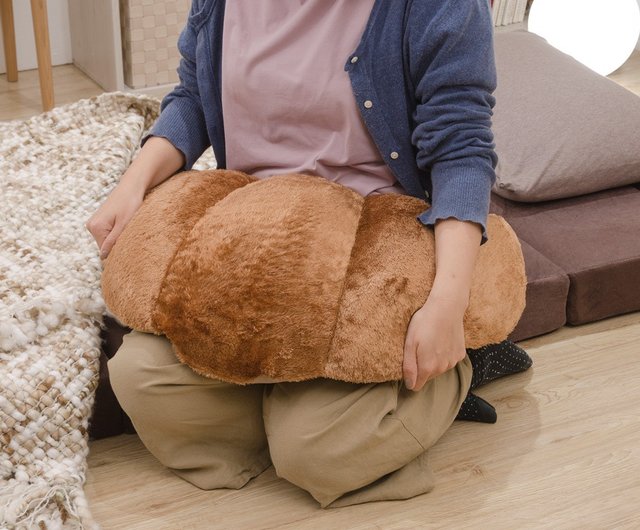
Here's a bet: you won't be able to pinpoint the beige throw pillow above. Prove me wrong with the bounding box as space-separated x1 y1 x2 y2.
492 30 640 202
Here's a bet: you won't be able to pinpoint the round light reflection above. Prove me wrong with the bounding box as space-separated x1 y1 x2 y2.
528 0 640 76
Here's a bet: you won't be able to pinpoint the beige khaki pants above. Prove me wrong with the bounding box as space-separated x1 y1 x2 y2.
108 330 472 508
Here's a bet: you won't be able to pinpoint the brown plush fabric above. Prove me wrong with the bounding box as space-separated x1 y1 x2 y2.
102 170 255 331
102 170 526 384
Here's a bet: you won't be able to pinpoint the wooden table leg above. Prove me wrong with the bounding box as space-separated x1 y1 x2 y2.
0 0 18 82
30 0 54 111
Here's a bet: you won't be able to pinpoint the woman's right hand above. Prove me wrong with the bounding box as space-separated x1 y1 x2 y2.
85 178 146 260
85 137 186 260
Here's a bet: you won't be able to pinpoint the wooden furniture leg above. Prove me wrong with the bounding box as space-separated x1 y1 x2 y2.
0 0 18 82
30 0 54 111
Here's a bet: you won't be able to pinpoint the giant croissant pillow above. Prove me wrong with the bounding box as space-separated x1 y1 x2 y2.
101 170 526 384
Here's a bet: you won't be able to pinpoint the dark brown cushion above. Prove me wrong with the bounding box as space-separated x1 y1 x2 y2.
492 187 640 325
491 196 569 340
507 239 570 342
88 316 134 440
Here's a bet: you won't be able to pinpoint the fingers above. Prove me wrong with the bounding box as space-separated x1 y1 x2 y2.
98 222 123 260
99 236 114 260
412 357 449 392
403 346 466 392
402 337 418 390
85 182 144 260
85 216 109 247
403 300 467 392
85 219 115 260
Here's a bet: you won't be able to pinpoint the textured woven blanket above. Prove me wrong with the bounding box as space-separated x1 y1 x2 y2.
0 94 160 529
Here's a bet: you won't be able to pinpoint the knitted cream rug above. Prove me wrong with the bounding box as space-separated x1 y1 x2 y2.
0 93 162 529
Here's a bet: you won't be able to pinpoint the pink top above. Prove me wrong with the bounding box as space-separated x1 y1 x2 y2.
221 0 405 197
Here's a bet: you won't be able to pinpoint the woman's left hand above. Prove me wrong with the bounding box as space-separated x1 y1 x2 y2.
402 293 467 392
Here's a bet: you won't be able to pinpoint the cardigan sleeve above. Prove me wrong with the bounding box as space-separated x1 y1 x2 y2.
141 10 211 171
408 0 498 244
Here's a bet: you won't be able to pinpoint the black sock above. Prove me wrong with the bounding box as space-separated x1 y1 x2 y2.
467 340 533 390
454 341 532 424
455 392 497 424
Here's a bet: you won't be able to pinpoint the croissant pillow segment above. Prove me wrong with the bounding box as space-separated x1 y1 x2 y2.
100 169 256 332
101 170 527 384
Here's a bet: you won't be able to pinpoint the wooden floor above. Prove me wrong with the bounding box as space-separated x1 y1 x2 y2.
3 54 640 529
0 65 169 122
609 50 640 96
84 313 640 529
0 65 103 121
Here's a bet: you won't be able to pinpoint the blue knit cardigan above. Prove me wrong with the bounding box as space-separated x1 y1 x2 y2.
146 0 498 242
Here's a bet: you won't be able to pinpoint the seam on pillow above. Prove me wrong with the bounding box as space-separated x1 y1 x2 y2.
325 198 367 364
150 171 254 331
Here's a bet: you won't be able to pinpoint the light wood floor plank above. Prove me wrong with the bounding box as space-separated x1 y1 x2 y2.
85 313 640 529
0 65 103 121
610 50 640 96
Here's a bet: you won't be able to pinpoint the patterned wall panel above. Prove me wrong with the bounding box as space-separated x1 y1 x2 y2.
120 0 190 89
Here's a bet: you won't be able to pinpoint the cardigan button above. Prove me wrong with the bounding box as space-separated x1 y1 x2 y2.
390 151 399 160
363 100 373 109
351 56 359 64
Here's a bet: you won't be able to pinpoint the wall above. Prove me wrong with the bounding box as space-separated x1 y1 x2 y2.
120 0 190 89
68 0 123 91
0 0 72 74
637 0 640 49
